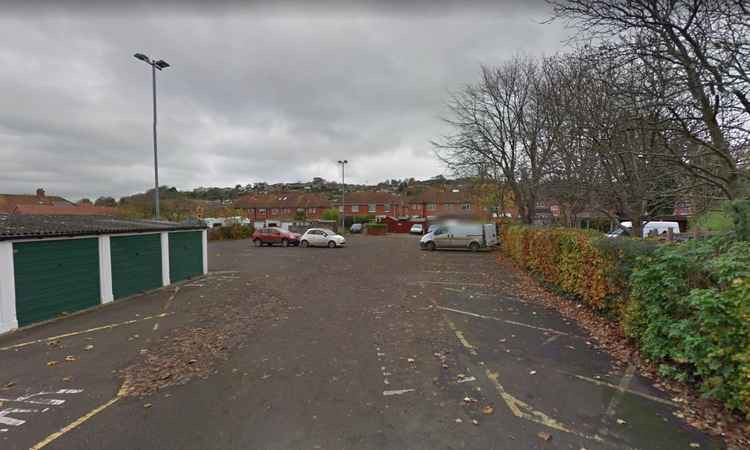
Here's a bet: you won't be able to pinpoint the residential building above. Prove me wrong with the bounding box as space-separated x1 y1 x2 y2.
339 191 402 218
404 188 480 219
0 188 75 213
234 192 331 222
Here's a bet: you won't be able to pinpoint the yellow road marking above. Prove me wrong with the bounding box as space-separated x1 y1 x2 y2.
29 396 120 449
486 369 604 442
445 318 478 355
0 313 173 351
30 377 132 450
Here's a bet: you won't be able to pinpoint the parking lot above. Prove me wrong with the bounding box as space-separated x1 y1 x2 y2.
0 234 722 449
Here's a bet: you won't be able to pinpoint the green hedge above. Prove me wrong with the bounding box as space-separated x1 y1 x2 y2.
625 237 750 416
503 225 750 416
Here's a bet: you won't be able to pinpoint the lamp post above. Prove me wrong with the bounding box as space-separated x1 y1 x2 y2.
134 53 170 220
337 160 348 231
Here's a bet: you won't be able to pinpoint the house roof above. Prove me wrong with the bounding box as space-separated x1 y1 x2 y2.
342 191 401 205
0 214 206 241
13 204 118 216
0 193 74 213
234 192 330 209
406 189 472 204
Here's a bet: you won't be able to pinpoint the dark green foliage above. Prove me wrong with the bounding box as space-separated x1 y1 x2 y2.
626 237 750 415
727 199 750 241
207 224 254 241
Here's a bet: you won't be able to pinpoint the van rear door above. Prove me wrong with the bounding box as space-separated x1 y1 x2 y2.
483 224 498 246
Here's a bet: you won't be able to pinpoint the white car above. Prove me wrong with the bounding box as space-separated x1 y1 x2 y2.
410 224 424 235
299 228 346 248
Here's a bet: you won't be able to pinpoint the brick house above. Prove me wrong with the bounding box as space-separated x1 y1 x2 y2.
0 188 75 213
404 188 480 219
234 192 331 222
339 191 402 218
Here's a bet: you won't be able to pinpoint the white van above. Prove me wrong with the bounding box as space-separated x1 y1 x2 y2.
420 223 498 251
608 221 680 238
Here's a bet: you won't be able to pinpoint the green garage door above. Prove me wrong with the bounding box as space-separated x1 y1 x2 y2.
14 238 100 326
111 234 162 299
169 231 202 282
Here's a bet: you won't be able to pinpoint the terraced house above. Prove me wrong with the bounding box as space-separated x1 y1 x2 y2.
339 191 402 219
405 188 481 219
234 192 330 224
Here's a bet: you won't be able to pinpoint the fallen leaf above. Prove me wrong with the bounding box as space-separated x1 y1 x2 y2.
482 405 494 415
143 403 152 408
47 361 58 367
455 418 463 423
616 418 626 425
84 344 94 351
472 419 479 425
64 355 77 362
538 431 552 441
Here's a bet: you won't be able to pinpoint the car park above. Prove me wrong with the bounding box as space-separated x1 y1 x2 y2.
350 223 363 233
410 223 424 235
300 228 346 248
252 227 301 247
420 223 498 251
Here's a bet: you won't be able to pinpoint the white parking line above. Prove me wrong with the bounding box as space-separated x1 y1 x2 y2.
436 305 572 336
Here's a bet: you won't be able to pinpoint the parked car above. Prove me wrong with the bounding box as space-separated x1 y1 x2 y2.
300 228 346 248
607 221 680 238
420 223 498 252
410 224 424 235
350 223 363 233
252 227 301 247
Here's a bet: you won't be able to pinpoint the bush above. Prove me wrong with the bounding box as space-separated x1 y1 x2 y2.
365 222 386 235
207 224 254 241
321 208 340 222
625 237 750 415
502 226 646 314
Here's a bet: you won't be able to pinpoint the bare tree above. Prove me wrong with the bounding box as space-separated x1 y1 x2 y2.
549 0 750 199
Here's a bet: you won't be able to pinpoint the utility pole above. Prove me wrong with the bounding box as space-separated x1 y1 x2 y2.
134 53 170 219
337 160 348 231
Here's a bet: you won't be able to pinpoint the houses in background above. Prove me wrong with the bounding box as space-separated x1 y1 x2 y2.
0 189 116 216
339 191 403 218
234 192 331 226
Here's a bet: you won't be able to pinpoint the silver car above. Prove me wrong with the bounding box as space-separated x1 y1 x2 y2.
300 228 346 248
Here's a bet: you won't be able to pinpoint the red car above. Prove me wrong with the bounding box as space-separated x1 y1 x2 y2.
252 227 301 247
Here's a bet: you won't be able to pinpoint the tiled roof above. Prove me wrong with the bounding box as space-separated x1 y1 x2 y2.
0 214 206 241
0 194 74 213
342 191 401 205
13 204 118 216
234 192 331 209
406 189 471 204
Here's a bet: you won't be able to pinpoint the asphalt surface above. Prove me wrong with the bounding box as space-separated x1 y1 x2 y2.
0 234 725 449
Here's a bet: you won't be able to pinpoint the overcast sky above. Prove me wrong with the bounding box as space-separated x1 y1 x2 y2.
0 1 572 201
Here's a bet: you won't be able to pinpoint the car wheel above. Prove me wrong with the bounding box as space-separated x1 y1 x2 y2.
328 241 336 248
281 239 289 247
469 242 480 252
301 240 309 248
427 241 436 251
254 239 262 247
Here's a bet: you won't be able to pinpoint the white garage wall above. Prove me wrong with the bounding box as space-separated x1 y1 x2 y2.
0 241 18 334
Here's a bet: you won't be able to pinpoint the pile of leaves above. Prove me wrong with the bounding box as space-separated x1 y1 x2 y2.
625 236 750 416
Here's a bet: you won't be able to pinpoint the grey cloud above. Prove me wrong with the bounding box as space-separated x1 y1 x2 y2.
1 2 570 200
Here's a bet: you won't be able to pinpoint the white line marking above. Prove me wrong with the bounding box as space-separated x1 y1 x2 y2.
436 305 571 336
0 314 173 351
383 389 415 396
0 408 37 426
570 372 677 407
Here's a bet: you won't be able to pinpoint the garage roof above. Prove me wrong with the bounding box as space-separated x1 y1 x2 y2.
0 214 206 241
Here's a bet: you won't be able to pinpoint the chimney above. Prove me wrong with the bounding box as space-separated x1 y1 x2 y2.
36 188 46 199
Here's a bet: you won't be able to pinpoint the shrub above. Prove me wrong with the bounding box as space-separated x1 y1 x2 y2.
625 237 750 415
365 222 386 235
502 226 634 314
321 208 340 222
207 224 254 241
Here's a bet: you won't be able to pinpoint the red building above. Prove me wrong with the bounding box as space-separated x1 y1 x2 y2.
339 191 402 218
234 192 331 222
404 188 480 219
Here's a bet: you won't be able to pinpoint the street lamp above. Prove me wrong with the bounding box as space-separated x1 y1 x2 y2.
337 160 348 231
134 52 170 219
